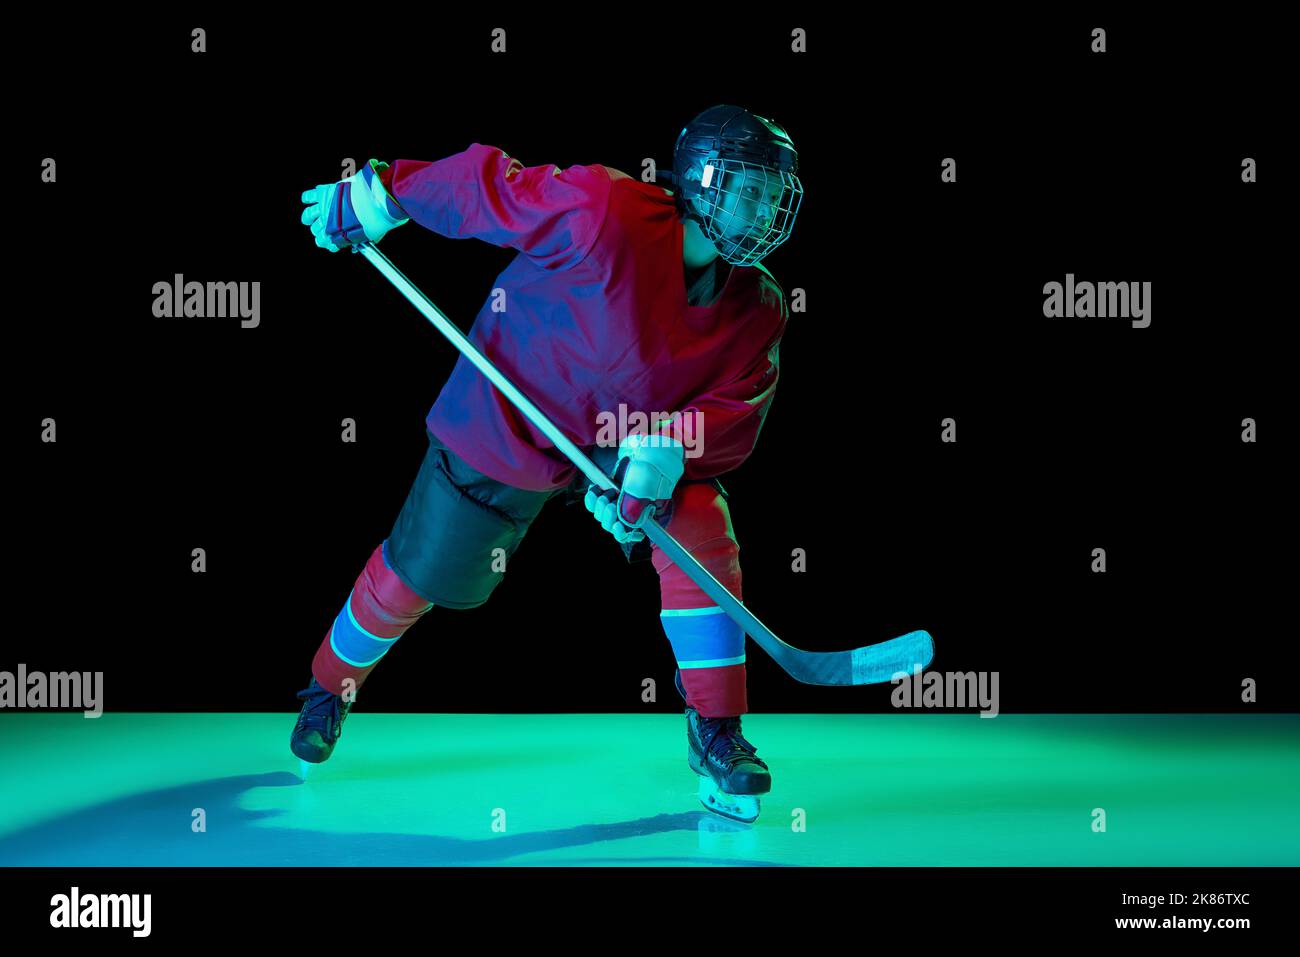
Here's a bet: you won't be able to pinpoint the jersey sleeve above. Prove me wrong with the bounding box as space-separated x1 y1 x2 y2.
376 143 609 271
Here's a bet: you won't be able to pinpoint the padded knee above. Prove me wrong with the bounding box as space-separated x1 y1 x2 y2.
652 483 742 608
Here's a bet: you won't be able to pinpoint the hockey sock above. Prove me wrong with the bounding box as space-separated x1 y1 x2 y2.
651 483 747 718
661 605 747 718
311 539 434 696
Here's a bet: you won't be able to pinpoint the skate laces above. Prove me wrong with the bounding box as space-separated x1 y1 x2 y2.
295 682 350 740
699 715 767 769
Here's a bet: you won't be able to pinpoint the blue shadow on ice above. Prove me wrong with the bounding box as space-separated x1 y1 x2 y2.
0 772 787 866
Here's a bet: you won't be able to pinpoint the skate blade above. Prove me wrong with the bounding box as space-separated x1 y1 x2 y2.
298 758 312 782
697 776 760 824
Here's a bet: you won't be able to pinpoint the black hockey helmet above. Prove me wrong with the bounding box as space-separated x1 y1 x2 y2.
663 104 803 266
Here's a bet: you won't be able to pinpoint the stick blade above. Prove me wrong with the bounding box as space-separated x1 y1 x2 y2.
851 630 935 685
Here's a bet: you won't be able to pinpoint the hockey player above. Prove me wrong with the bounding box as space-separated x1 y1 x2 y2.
295 104 802 823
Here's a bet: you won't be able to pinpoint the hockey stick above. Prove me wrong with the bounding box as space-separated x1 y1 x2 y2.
353 242 934 686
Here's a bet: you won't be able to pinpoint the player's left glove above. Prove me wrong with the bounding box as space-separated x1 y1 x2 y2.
584 433 685 544
300 159 408 252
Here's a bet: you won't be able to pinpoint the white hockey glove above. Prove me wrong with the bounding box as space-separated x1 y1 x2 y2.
300 159 409 252
584 433 686 544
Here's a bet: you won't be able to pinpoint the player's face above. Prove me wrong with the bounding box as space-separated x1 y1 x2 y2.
708 165 787 247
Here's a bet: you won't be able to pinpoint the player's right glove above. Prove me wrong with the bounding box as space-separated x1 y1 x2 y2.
300 159 409 252
584 433 685 544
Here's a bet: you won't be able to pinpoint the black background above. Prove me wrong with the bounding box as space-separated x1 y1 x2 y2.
12 12 1290 714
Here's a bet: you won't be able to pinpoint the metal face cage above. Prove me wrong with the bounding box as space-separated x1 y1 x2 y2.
695 159 803 266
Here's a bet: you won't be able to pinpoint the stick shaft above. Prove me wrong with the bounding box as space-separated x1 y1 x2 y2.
356 242 776 642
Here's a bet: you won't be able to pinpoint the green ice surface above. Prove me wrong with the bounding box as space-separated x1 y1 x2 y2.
0 713 1295 866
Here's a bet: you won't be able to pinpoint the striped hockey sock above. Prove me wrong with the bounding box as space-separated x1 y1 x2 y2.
311 539 434 696
660 605 747 718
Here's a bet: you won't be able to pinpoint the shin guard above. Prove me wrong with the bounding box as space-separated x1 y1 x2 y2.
653 483 747 717
311 540 434 696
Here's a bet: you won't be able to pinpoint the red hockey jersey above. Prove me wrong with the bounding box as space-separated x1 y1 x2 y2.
377 143 788 491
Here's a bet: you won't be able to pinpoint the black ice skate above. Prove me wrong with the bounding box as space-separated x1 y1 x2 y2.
675 669 771 823
291 676 353 768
